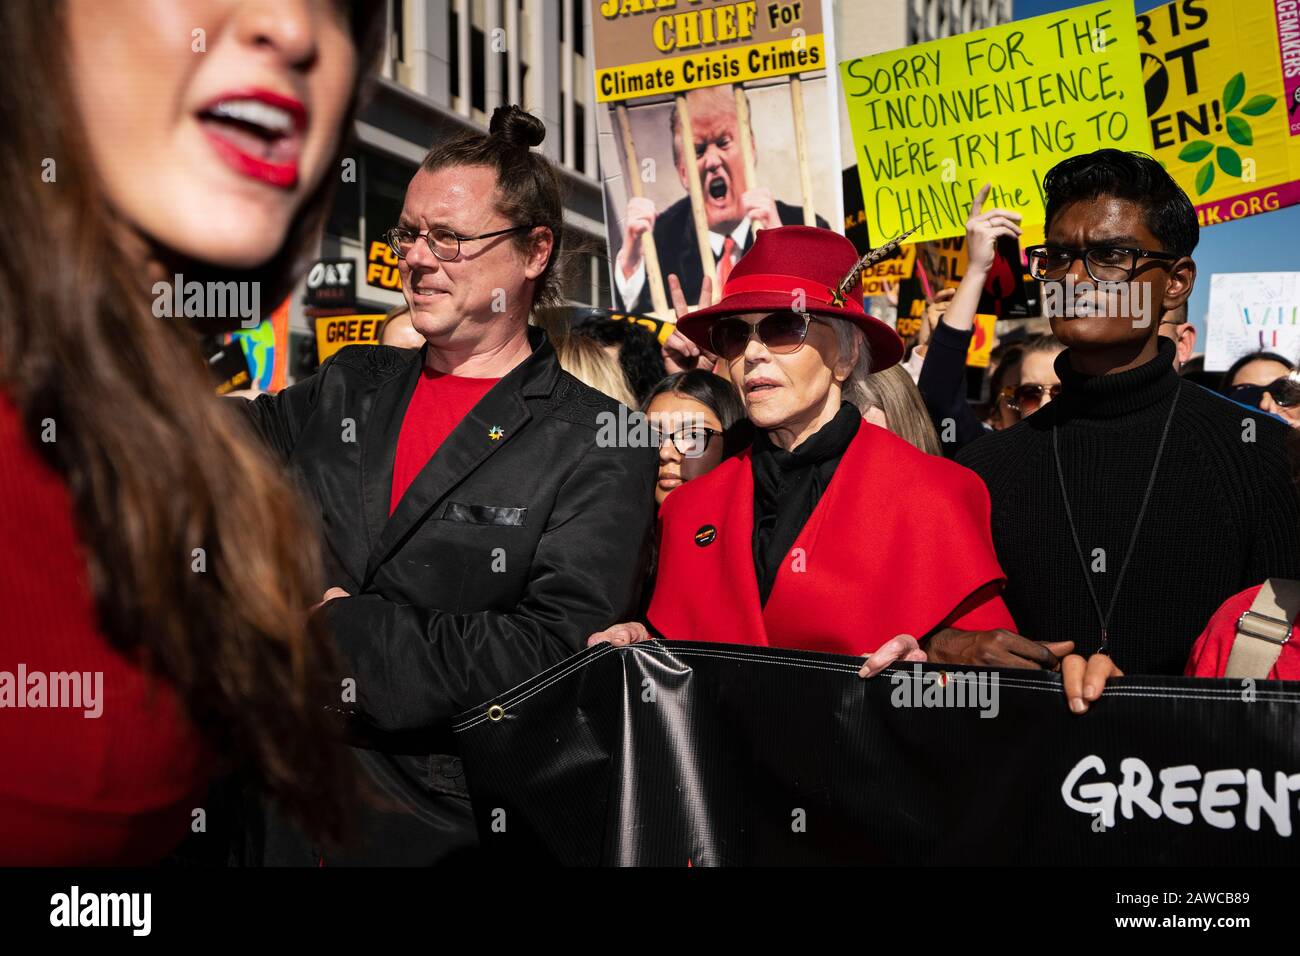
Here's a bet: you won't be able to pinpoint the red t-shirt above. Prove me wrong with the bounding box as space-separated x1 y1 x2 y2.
390 367 501 513
0 392 208 864
1185 584 1300 680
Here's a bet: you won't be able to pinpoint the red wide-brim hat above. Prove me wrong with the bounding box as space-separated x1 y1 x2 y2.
676 225 904 371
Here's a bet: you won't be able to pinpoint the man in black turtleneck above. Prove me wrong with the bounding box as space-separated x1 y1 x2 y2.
940 149 1300 683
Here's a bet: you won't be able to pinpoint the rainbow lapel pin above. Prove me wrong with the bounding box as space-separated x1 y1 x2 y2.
488 425 505 441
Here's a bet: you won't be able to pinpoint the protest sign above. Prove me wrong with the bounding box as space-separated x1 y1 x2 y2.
365 238 402 293
861 244 917 298
204 341 253 395
591 0 843 317
228 299 289 393
455 641 1300 865
314 314 386 363
1205 271 1300 370
1139 0 1300 228
840 0 1151 243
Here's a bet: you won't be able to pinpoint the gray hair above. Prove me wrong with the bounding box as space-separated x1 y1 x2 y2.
829 317 874 414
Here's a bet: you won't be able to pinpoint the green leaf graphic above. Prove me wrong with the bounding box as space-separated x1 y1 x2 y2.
1179 140 1213 162
1226 115 1253 146
1216 146 1242 177
1196 161 1215 195
1223 73 1245 112
1240 94 1278 116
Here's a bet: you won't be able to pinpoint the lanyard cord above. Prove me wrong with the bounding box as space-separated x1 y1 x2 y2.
1051 385 1181 655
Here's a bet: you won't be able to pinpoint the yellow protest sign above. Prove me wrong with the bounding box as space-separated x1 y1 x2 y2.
1139 0 1300 227
315 314 385 363
840 0 1152 243
365 240 402 292
591 0 825 102
967 314 998 368
608 311 677 345
915 238 970 293
861 244 918 298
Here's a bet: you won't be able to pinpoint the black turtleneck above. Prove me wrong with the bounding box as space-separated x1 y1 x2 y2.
957 337 1300 675
752 401 860 605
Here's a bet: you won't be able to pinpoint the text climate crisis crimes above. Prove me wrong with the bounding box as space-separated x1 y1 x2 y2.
599 42 821 100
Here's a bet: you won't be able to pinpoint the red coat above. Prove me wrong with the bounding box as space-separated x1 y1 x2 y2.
0 393 207 864
1185 584 1300 680
647 419 1016 656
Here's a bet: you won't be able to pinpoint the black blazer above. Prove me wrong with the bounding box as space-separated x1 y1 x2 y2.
239 327 656 864
618 197 829 313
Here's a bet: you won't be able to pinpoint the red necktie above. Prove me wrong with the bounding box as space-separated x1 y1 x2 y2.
715 236 737 291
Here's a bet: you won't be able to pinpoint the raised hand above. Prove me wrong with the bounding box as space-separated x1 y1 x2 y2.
662 273 717 373
965 183 1022 275
617 196 657 279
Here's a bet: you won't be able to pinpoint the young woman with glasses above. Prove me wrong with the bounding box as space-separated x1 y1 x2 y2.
643 370 747 506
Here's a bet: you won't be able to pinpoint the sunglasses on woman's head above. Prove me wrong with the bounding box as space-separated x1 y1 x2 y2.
709 311 820 362
1228 378 1300 409
1000 382 1061 414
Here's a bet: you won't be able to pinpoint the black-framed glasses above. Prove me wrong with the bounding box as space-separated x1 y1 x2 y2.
649 424 722 459
1023 244 1180 283
709 311 824 362
384 223 536 262
1000 382 1062 414
1228 378 1300 410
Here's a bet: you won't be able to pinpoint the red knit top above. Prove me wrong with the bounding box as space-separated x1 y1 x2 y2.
0 392 207 864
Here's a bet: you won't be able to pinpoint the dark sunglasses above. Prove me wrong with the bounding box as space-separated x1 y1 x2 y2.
709 311 822 362
1000 382 1062 414
1228 378 1300 409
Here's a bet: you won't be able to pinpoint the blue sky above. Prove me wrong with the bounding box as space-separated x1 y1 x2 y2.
1013 0 1300 339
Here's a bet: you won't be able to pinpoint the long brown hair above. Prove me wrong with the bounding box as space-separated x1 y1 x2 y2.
0 2 385 841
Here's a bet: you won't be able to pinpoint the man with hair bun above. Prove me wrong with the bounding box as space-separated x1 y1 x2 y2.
242 105 656 865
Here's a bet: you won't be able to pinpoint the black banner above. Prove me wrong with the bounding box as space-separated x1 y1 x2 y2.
453 641 1300 865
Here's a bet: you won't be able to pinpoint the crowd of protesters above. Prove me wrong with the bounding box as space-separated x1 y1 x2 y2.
4 0 1300 868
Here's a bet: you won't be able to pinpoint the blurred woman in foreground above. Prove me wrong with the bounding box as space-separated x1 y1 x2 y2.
0 0 382 863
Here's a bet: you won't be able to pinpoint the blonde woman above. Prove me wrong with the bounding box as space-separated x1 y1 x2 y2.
850 363 941 456
555 332 638 407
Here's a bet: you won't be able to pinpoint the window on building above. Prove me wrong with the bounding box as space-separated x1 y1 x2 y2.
471 25 485 113
574 100 586 175
571 0 584 57
364 150 418 252
326 163 362 243
390 0 405 69
449 7 460 100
